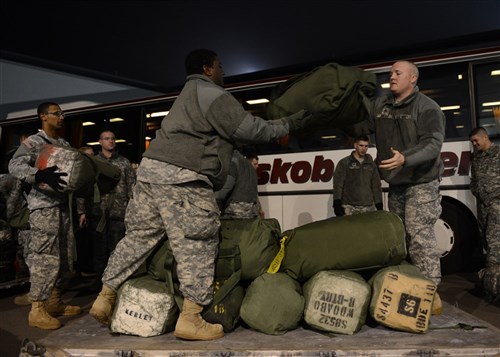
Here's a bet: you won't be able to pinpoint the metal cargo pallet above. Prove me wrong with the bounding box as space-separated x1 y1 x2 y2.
35 301 500 357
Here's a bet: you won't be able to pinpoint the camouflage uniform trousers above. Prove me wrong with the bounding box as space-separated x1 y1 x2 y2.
103 180 220 306
388 179 442 285
27 206 74 301
342 203 376 216
16 228 31 279
478 200 500 266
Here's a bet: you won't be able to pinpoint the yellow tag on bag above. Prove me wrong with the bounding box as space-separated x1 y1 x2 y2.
267 235 288 274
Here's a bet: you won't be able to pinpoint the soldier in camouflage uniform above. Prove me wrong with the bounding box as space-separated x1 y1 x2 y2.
8 102 82 330
84 130 136 277
90 49 313 340
469 127 500 301
352 61 445 314
215 150 262 219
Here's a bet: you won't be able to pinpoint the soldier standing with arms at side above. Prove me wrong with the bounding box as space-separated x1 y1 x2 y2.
333 135 383 216
88 130 136 278
89 49 312 340
9 102 82 330
469 127 500 301
352 61 446 313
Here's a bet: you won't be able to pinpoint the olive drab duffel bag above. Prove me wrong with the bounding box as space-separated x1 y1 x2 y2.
239 272 305 335
270 211 407 282
266 62 377 130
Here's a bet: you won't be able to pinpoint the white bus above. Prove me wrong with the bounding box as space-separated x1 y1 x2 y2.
1 47 499 275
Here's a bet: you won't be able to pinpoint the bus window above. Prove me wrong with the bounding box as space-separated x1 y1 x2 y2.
473 61 500 141
65 108 143 164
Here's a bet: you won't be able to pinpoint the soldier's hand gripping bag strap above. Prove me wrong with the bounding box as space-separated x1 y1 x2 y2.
267 63 377 129
278 211 407 282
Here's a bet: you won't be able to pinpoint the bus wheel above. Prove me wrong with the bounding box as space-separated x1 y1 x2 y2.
437 199 483 275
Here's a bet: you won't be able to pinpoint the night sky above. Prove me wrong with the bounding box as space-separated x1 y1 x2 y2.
1 0 500 91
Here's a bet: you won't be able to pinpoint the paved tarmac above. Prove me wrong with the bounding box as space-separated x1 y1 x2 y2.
0 272 499 356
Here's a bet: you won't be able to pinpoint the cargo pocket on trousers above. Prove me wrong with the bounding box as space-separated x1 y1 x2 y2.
180 199 220 240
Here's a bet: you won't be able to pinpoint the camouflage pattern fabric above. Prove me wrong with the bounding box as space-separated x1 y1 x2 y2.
388 179 442 285
86 152 136 275
221 201 260 219
470 144 500 267
478 264 500 302
342 203 376 216
103 179 220 306
8 130 74 302
0 174 27 222
9 130 70 210
92 152 136 220
27 206 73 301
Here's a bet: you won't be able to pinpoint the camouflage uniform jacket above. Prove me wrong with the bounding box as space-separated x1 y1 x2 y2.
471 143 500 207
8 130 70 210
144 74 290 190
91 151 136 220
0 174 25 223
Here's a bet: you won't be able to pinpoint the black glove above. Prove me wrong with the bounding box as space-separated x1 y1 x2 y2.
35 165 68 192
285 110 313 135
333 199 345 217
375 202 384 211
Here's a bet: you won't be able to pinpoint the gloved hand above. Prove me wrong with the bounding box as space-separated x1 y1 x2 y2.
285 110 314 135
375 202 384 211
333 199 345 217
35 165 68 192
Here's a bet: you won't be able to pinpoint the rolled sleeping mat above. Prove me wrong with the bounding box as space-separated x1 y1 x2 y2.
368 263 437 334
303 270 371 335
279 211 407 282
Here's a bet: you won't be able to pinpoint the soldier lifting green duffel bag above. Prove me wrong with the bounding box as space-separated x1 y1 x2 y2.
271 211 407 282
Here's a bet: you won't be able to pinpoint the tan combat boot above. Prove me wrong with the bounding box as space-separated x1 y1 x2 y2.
432 292 443 315
29 301 61 330
45 288 82 316
14 293 32 306
89 284 116 325
174 299 224 341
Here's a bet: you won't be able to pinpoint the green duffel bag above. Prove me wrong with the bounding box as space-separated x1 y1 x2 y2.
267 62 376 129
240 272 304 335
277 211 406 282
202 275 245 333
218 217 281 281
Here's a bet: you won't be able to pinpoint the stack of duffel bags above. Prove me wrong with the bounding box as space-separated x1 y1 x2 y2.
107 210 439 338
